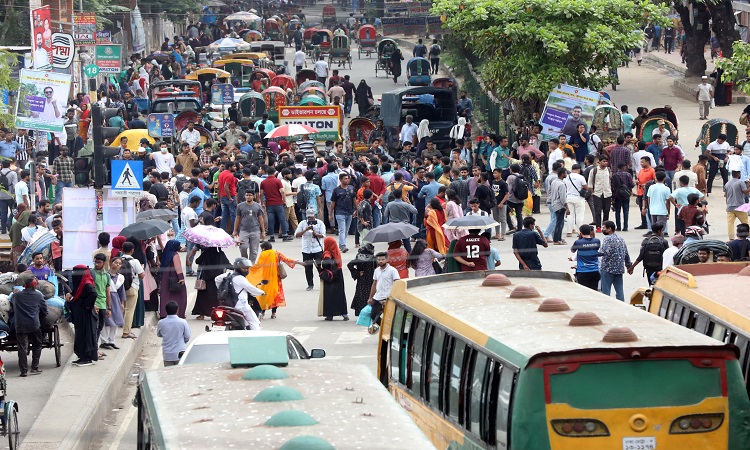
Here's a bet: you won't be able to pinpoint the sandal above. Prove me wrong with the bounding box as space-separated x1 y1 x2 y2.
271 313 277 319
195 315 204 320
122 333 137 339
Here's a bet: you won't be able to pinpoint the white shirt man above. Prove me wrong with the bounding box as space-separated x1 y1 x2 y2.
548 143 563 173
632 149 656 174
180 127 201 149
399 121 418 145
294 50 306 68
314 58 329 78
181 204 198 230
372 262 400 302
151 147 176 174
673 168 698 189
707 139 731 155
214 272 262 330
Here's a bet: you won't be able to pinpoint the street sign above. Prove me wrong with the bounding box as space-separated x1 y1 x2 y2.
95 30 111 44
51 33 75 69
95 45 122 73
111 160 143 197
83 64 99 77
147 113 175 138
211 83 234 105
73 12 97 45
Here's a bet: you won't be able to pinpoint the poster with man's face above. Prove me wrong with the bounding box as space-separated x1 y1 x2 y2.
30 5 52 70
539 84 600 141
15 70 72 133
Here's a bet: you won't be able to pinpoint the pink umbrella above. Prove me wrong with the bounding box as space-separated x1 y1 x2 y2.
182 224 236 248
265 124 319 139
737 203 750 213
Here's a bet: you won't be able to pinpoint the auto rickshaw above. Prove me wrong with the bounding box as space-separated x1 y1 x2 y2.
238 91 267 130
697 118 738 152
348 117 376 152
299 80 325 92
272 74 297 92
376 39 397 77
211 59 255 87
358 25 377 59
329 35 352 69
322 4 336 27
639 117 678 145
406 57 431 86
261 86 288 123
592 105 623 141
431 77 458 97
296 69 317 86
265 18 284 41
148 80 202 103
285 19 302 47
242 30 264 42
184 68 231 103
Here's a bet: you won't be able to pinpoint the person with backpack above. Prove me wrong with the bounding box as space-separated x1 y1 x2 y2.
214 258 262 329
0 160 17 234
628 222 669 284
120 241 145 339
611 162 635 232
505 164 528 232
428 39 441 75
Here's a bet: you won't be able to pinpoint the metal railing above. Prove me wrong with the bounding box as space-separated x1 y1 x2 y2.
463 62 516 141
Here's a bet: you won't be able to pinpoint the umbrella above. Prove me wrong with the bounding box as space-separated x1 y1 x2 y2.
136 209 178 223
182 224 236 248
18 229 59 266
736 203 750 213
225 11 261 22
265 124 319 139
444 215 499 230
363 223 419 243
209 37 251 51
119 219 172 240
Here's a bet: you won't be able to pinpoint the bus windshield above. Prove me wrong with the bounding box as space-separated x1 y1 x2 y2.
549 359 723 409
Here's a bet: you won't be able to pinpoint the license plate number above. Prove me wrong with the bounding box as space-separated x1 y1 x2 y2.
213 325 226 331
623 437 656 450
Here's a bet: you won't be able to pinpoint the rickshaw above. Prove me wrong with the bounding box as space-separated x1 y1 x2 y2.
313 29 333 59
271 74 296 92
348 117 376 152
592 105 623 141
296 69 317 86
303 27 318 49
322 4 336 27
238 91 267 129
184 68 231 102
299 80 325 92
242 30 264 42
298 95 327 106
648 106 679 129
329 35 352 69
639 117 678 145
224 11 262 32
358 24 377 59
0 354 20 450
285 19 302 46
265 18 284 41
376 39 397 77
300 86 327 101
261 86 288 122
406 57 431 86
431 77 458 97
697 118 738 152
211 59 255 87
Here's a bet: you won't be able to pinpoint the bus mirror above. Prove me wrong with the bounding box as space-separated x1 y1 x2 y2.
310 349 326 359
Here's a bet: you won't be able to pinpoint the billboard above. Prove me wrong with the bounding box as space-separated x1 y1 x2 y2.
14 69 72 133
30 5 52 70
278 106 342 141
51 33 75 69
539 84 600 140
74 12 97 45
96 45 122 73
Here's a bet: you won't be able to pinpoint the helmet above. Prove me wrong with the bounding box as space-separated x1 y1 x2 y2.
684 226 705 238
233 258 252 270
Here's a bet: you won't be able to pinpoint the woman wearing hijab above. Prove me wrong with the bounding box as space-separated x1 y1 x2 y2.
387 240 409 279
347 242 375 316
415 119 431 155
267 141 279 156
158 240 187 319
425 198 449 254
388 47 404 84
111 236 126 260
443 189 466 241
246 241 299 319
9 204 29 264
449 117 467 146
191 246 231 319
126 236 148 330
410 238 445 276
355 79 373 117
66 265 99 366
102 256 125 349
317 237 348 321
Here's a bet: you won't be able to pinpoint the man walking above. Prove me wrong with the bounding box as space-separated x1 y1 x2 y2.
314 55 329 84
260 167 292 242
367 252 400 334
428 39 441 75
383 189 418 251
549 166 569 244
52 146 75 204
599 220 632 301
156 301 191 366
295 209 326 291
588 156 612 232
628 223 669 284
453 229 490 271
571 225 601 291
330 173 356 253
218 161 238 234
724 170 750 239
512 216 548 270
696 76 714 120
233 191 266 263
11 272 47 376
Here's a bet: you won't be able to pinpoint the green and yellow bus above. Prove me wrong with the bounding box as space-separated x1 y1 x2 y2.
136 360 435 449
632 262 750 391
377 270 750 450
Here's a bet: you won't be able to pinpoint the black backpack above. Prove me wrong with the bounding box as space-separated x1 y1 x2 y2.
120 256 135 291
642 236 665 271
174 175 189 195
217 272 239 307
512 174 529 200
296 183 309 209
0 170 11 192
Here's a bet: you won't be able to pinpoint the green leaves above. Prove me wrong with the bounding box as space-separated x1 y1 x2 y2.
0 50 19 128
716 41 750 95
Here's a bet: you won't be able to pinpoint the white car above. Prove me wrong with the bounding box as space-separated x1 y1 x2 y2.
178 330 325 365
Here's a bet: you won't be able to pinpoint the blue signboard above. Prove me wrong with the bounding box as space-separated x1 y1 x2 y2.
211 83 234 105
111 160 143 197
147 113 175 138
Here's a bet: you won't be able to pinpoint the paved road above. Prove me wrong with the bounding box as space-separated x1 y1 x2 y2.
89 7 749 449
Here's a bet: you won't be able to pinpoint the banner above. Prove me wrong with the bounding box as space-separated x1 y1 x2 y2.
14 69 72 133
278 106 342 141
30 5 52 70
381 17 445 36
96 45 122 73
73 12 97 45
147 113 175 138
130 6 147 54
51 33 75 69
539 84 600 141
96 30 112 44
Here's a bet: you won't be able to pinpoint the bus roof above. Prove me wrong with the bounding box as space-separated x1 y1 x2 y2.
391 271 728 366
141 360 435 449
656 263 750 330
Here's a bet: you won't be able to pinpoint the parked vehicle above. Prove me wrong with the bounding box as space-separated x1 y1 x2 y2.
406 57 431 86
381 86 457 150
357 24 377 59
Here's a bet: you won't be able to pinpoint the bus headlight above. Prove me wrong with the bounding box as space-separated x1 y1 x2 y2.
551 419 610 437
669 414 724 434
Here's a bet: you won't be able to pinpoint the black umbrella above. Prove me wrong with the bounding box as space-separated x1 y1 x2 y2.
136 209 178 223
119 219 172 240
444 215 499 230
364 222 419 243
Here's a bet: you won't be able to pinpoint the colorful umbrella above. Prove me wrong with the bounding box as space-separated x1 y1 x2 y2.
209 37 251 51
18 229 59 266
265 124 319 139
182 224 236 248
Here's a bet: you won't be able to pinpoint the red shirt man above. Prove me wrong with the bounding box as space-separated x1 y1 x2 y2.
453 230 491 271
260 171 285 206
217 163 238 199
366 165 386 205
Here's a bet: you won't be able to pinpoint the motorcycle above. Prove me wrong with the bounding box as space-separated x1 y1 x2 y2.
205 279 268 332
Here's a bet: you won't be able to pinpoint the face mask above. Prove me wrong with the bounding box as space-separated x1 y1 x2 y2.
161 147 167 153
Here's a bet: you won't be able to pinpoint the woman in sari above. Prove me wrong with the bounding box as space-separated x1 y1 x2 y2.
9 204 29 265
387 240 409 279
443 189 466 241
158 240 187 319
126 237 147 330
246 241 299 320
78 103 91 140
191 246 231 319
424 198 449 254
317 237 348 321
347 242 375 316
65 265 99 366
102 256 125 349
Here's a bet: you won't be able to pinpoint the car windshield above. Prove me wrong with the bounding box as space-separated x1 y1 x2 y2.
151 100 200 114
181 340 302 365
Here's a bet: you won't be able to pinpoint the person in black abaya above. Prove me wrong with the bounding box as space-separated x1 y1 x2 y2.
347 243 376 316
711 68 727 107
66 265 99 366
389 48 404 84
317 237 349 321
355 79 374 117
191 246 231 319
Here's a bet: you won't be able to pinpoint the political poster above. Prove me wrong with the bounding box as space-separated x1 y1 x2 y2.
74 12 97 45
96 45 122 73
147 113 175 138
211 83 234 105
14 69 72 133
96 30 112 44
278 106 342 141
539 84 600 141
30 5 52 70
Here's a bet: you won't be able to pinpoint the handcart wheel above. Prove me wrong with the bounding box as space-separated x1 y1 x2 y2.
54 325 61 367
6 405 18 450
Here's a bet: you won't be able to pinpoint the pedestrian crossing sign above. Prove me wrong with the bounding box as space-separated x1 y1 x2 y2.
111 160 143 197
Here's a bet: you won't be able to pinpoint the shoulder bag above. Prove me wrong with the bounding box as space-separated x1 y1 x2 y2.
194 268 206 290
277 252 288 279
568 174 591 200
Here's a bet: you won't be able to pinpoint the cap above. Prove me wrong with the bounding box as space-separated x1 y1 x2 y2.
233 257 252 269
306 208 316 216
137 147 146 153
702 75 709 79
18 271 35 287
657 119 665 125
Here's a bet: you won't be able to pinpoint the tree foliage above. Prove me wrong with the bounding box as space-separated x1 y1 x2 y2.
716 41 750 95
139 0 203 23
0 49 20 128
81 0 131 27
433 0 668 101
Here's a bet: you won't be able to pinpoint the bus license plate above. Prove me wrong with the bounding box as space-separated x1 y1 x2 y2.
623 437 656 450
213 325 226 331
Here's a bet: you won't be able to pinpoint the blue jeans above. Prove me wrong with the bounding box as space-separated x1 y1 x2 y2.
344 99 352 115
335 214 352 247
220 197 237 234
266 205 288 237
600 270 624 301
0 198 12 234
543 203 556 238
372 205 382 228
54 181 73 204
552 209 566 243
614 197 629 230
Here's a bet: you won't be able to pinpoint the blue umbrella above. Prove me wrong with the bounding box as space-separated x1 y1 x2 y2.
19 230 59 266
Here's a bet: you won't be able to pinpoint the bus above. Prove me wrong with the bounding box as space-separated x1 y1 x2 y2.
136 360 435 449
632 262 750 391
377 270 750 450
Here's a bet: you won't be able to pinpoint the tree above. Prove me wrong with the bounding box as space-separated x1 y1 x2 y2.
0 49 20 128
432 0 667 104
716 41 750 95
0 0 31 46
674 0 740 77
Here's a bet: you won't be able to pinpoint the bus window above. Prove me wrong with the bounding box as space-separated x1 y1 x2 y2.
390 306 406 383
468 351 489 438
448 339 467 423
658 296 671 318
496 366 514 449
410 318 428 398
694 313 710 334
681 309 694 327
666 299 677 321
672 303 685 324
427 326 446 409
401 312 414 385
736 337 749 369
710 322 727 342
